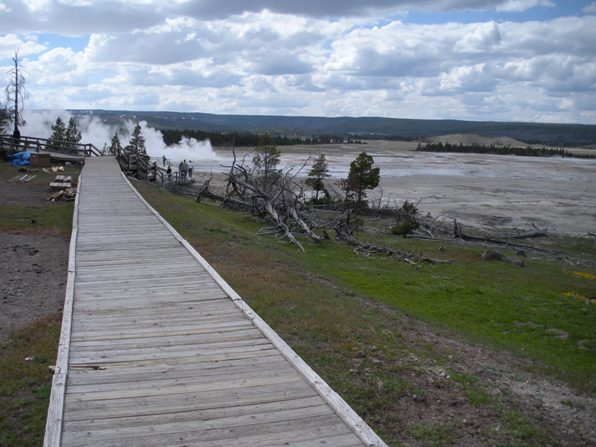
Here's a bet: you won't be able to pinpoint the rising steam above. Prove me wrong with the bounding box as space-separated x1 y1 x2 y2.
20 110 218 163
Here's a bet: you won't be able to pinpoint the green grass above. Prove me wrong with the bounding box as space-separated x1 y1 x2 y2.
135 181 595 444
0 315 62 447
0 203 74 235
144 180 596 394
408 422 454 446
306 241 596 392
0 162 78 236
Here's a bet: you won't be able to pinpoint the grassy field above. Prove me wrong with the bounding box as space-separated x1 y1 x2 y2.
134 180 595 446
0 315 62 446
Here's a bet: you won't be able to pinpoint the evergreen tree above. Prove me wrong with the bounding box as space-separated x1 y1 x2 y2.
345 152 380 205
305 153 330 201
252 133 281 193
109 133 122 155
0 104 8 133
50 117 67 147
125 123 150 167
65 117 82 148
127 123 147 156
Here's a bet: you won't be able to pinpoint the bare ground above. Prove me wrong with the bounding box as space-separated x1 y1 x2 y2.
0 166 71 342
387 302 596 446
0 234 68 343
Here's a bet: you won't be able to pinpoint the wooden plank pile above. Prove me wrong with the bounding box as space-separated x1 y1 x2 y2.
48 187 76 202
48 174 76 202
49 175 72 189
8 174 37 182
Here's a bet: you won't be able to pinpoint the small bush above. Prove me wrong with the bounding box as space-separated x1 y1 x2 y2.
391 219 419 236
391 200 419 236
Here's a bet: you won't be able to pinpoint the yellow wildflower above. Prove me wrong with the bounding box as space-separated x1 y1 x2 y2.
573 271 596 280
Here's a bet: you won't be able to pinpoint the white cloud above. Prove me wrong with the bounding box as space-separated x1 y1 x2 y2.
453 21 501 53
496 0 554 13
437 64 497 94
22 0 51 12
0 2 594 124
0 33 46 59
0 1 563 36
585 2 596 14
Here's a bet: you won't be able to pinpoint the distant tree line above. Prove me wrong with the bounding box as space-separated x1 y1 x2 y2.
417 142 594 158
160 129 364 147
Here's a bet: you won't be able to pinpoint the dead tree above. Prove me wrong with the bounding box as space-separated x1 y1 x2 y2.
331 209 451 266
5 51 27 140
196 147 320 251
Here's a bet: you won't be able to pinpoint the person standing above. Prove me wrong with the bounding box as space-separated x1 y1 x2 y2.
178 160 185 180
162 155 166 166
188 160 193 178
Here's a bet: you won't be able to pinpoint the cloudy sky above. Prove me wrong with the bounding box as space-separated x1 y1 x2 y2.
1 0 595 124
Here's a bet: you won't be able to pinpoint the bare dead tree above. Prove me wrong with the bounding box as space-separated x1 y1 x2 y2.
5 51 27 139
197 146 320 251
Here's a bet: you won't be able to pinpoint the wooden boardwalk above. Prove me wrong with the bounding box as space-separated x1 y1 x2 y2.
44 157 386 447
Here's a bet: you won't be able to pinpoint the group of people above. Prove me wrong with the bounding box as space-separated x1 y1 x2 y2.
178 159 193 179
161 155 194 181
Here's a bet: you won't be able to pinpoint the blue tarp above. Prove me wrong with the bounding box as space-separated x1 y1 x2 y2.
8 151 31 167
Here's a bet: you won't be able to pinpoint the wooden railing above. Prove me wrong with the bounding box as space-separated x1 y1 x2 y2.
116 150 149 180
115 149 193 187
0 134 102 157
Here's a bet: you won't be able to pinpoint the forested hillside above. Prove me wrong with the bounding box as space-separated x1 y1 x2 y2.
71 109 596 147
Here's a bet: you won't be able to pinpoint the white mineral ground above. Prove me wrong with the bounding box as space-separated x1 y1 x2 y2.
187 140 596 236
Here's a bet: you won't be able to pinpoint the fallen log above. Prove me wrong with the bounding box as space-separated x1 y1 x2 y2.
335 213 452 265
508 229 547 239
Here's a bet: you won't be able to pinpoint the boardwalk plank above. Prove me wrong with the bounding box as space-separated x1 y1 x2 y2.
63 396 326 432
67 357 290 386
62 404 335 444
63 380 317 420
63 414 346 447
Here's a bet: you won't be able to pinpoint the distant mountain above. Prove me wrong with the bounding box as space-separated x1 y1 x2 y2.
71 109 596 147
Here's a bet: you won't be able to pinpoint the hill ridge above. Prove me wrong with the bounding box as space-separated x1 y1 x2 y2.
70 109 596 147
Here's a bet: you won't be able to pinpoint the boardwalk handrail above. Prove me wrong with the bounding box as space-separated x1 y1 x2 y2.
115 149 150 180
0 134 102 157
116 149 192 187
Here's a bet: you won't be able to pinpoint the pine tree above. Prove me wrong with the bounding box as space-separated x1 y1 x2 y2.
127 123 146 155
305 153 330 201
125 123 150 166
109 133 122 155
252 134 281 193
345 152 380 205
65 117 82 148
50 117 67 148
0 104 8 133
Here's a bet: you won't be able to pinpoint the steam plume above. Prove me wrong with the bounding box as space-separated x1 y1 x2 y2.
20 110 218 163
